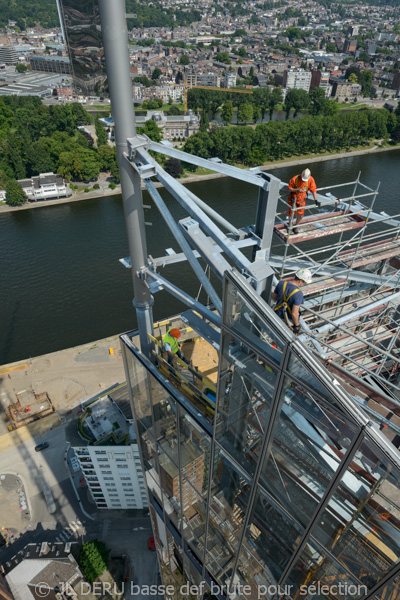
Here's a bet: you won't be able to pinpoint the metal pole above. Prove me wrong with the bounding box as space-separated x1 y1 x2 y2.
98 0 154 359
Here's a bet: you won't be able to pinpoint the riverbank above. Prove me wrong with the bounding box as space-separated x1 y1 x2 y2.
1 143 399 215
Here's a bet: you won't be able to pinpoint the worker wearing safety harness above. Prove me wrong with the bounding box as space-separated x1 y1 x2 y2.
272 269 312 334
287 168 320 234
163 327 188 367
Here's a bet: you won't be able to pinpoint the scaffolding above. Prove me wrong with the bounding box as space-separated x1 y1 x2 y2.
270 175 400 400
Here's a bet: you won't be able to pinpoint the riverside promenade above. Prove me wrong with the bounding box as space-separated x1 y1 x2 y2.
0 144 398 215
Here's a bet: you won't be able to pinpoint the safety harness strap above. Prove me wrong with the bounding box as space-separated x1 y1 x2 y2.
274 281 300 316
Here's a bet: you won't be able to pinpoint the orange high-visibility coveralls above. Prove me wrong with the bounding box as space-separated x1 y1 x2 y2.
288 174 317 219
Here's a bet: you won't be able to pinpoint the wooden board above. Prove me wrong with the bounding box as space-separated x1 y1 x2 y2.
274 210 366 244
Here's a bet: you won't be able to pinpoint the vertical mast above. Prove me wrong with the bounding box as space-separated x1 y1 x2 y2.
98 0 154 358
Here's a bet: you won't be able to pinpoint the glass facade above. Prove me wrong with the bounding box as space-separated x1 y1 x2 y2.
121 269 400 600
57 0 107 96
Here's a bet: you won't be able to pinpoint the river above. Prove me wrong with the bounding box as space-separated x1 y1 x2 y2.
1 150 399 365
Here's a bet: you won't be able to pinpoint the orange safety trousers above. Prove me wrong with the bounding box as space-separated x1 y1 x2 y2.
288 193 307 218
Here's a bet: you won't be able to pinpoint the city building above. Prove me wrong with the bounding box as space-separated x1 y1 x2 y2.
224 72 237 88
3 542 83 600
283 69 312 92
329 76 359 99
57 0 107 96
310 69 332 96
344 39 357 53
71 390 148 510
392 70 400 90
29 55 72 75
0 46 18 65
16 173 69 202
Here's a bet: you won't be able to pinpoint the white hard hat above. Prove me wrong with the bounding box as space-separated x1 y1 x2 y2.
296 268 312 284
301 168 311 182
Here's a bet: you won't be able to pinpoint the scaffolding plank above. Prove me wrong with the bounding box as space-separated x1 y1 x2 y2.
338 237 400 268
274 211 365 244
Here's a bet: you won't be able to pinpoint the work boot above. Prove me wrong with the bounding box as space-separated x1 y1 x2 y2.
293 227 299 234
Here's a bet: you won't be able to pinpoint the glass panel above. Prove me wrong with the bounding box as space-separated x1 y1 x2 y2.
286 538 367 600
260 375 358 528
205 446 249 581
288 350 357 416
374 573 400 600
179 407 210 558
223 277 287 365
124 347 152 428
237 488 304 587
216 332 278 477
312 439 400 590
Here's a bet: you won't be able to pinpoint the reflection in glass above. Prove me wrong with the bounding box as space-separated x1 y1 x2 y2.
216 332 277 477
58 0 107 96
223 278 286 365
179 408 210 558
124 349 152 428
374 574 400 600
313 440 400 590
260 375 357 528
238 488 304 587
206 447 249 581
286 538 367 600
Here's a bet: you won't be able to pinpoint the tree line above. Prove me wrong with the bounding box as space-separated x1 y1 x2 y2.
0 97 120 205
183 109 399 167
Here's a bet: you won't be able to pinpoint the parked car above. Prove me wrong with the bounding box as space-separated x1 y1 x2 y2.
35 442 49 452
147 537 155 551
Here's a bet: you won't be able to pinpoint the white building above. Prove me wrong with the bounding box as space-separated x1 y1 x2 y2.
283 69 312 92
224 71 237 88
72 392 148 510
18 172 69 201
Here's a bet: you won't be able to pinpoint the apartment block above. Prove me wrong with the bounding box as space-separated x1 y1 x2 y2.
71 391 148 510
283 69 312 92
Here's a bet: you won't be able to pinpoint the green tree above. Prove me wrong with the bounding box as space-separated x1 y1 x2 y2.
348 72 359 83
165 158 183 178
179 54 189 65
309 87 327 116
27 141 55 175
15 64 28 73
359 51 369 63
79 540 109 584
285 27 304 41
151 68 162 80
360 70 373 96
221 100 233 125
284 88 310 118
137 120 162 142
237 103 253 124
200 111 209 131
233 28 247 37
216 52 231 64
238 47 247 57
252 105 261 123
97 145 117 171
58 148 100 182
5 180 26 206
168 105 182 116
95 118 108 147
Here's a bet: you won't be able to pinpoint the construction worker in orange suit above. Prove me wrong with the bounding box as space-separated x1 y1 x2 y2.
287 168 320 234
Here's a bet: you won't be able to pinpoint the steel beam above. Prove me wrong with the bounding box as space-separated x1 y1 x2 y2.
312 289 400 334
268 255 391 287
144 180 222 314
147 141 269 189
179 217 231 280
135 147 251 271
142 269 221 328
98 0 154 359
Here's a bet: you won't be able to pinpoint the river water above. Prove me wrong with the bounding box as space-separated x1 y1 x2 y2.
1 150 399 364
